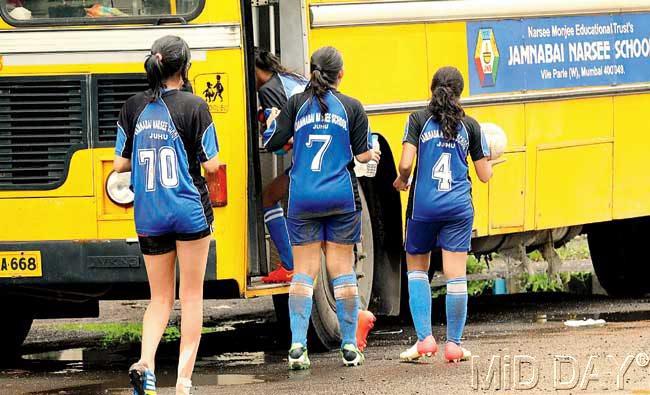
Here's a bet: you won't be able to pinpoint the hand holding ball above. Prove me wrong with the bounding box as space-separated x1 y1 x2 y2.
481 123 508 160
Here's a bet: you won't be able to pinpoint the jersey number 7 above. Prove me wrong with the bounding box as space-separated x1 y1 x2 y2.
306 134 332 172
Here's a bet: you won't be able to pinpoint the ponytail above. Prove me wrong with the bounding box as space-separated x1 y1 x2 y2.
308 47 343 115
255 48 288 74
144 35 191 102
145 53 165 101
427 67 465 140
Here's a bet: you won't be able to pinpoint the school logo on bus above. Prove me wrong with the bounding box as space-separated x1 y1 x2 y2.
474 28 500 88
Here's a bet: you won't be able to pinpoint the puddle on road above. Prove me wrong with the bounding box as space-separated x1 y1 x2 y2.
534 309 650 324
198 374 265 386
25 374 268 395
17 348 271 394
197 351 266 367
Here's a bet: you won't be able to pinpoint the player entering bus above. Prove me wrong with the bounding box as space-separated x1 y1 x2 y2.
114 36 220 395
255 49 309 284
256 49 376 351
265 47 380 369
393 66 493 363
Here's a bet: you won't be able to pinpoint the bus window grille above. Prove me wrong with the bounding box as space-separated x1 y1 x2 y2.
96 75 149 143
0 78 86 188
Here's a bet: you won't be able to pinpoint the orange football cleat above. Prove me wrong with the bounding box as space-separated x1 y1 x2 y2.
262 264 294 284
356 309 376 351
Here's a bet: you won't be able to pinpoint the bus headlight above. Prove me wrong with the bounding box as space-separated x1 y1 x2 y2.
106 171 134 206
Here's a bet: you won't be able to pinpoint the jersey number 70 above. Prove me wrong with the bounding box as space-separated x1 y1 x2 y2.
138 147 180 191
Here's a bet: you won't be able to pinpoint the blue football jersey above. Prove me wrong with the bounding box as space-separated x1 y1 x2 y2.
265 89 371 219
260 73 308 148
404 111 489 221
258 72 308 111
115 90 219 236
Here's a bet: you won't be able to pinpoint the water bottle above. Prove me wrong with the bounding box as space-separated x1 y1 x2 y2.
366 134 380 177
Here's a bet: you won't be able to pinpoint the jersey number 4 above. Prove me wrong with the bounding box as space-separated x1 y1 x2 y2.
138 147 179 191
432 153 452 191
306 134 332 172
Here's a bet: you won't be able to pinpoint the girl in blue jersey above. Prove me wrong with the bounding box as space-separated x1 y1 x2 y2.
266 46 380 369
393 67 493 363
113 36 220 395
255 49 308 284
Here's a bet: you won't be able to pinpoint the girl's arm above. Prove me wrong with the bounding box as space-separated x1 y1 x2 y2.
393 142 417 191
264 104 294 152
355 148 380 164
202 155 220 174
473 157 493 183
113 156 131 173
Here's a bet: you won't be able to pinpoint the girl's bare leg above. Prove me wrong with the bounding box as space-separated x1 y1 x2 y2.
175 235 211 392
139 251 177 372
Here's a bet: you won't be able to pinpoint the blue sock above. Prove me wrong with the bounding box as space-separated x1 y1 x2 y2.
407 270 432 341
332 273 359 348
446 277 468 345
289 273 314 346
264 203 294 270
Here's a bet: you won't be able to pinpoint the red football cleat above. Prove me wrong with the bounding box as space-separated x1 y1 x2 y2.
400 335 438 361
444 342 471 363
262 264 293 284
356 309 376 351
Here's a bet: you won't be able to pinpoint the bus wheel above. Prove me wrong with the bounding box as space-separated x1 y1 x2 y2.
587 216 650 297
0 306 33 361
311 188 375 350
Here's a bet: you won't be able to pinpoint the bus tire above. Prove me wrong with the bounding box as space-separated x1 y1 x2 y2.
587 216 650 297
310 188 375 350
1 306 33 361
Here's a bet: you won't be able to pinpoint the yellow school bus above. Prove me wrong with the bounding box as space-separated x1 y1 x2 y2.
1 0 650 354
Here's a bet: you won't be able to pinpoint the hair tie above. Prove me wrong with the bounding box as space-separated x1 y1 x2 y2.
311 64 322 73
154 53 163 62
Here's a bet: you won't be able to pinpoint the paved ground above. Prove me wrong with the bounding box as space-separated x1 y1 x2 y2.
3 291 650 394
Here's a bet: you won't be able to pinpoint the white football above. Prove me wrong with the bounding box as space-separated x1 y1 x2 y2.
481 123 508 159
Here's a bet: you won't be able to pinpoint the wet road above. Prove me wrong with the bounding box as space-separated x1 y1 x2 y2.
3 293 650 394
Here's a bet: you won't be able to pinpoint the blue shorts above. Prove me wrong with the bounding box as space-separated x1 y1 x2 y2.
405 217 473 254
287 211 361 246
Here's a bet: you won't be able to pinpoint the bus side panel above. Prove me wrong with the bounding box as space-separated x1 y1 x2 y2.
309 24 430 105
535 143 613 229
525 97 613 229
467 105 526 234
425 22 468 98
0 197 98 240
613 94 650 219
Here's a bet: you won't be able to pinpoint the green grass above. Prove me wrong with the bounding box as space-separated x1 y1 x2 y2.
57 322 219 347
527 236 590 262
433 255 494 298
519 271 592 293
556 236 590 260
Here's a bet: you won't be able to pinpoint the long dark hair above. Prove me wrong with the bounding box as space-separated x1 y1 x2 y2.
255 49 288 74
144 35 191 101
309 46 343 115
428 66 465 140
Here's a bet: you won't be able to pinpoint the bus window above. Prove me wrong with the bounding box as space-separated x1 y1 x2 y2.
2 0 203 24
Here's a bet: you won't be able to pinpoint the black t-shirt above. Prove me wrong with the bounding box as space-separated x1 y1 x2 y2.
117 89 217 226
258 73 287 110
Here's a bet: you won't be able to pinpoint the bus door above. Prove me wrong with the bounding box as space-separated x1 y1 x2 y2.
247 0 307 288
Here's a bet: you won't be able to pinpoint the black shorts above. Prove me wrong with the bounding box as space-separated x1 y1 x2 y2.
138 227 212 255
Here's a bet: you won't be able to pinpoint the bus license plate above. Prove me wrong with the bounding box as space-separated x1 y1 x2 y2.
0 251 42 278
